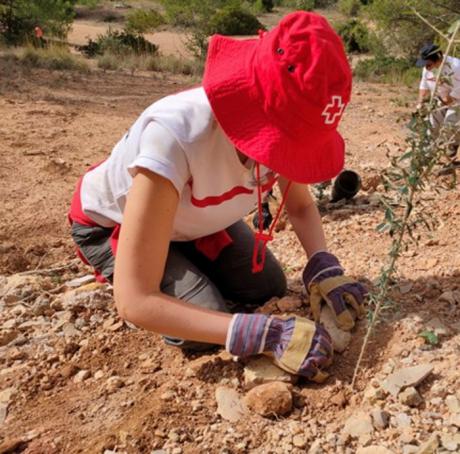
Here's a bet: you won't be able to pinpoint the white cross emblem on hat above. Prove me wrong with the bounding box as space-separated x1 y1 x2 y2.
322 95 345 125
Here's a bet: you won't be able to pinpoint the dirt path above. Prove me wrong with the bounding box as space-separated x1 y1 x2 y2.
0 59 459 454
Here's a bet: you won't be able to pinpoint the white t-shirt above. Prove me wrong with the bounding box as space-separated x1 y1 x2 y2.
80 87 277 241
420 56 460 101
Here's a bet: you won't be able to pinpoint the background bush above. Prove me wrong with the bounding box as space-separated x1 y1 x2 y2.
125 9 165 34
368 0 460 58
335 19 370 53
0 0 74 45
338 0 361 17
208 5 263 35
79 29 158 57
354 55 420 85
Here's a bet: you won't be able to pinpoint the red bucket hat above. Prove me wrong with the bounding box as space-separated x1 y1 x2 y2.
203 11 352 184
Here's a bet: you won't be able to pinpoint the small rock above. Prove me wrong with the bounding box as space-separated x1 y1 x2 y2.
416 433 439 454
160 390 175 401
440 434 460 451
308 440 322 454
277 296 303 312
449 413 460 427
66 275 95 288
381 364 433 397
402 445 419 454
399 387 423 407
445 395 460 413
439 291 456 305
168 430 180 442
370 408 390 430
244 382 292 417
342 413 373 439
320 306 352 353
105 376 125 393
73 370 90 383
393 412 412 429
60 364 79 379
364 384 388 404
356 447 395 454
243 356 295 389
94 370 104 380
292 434 308 448
425 317 450 336
215 387 248 422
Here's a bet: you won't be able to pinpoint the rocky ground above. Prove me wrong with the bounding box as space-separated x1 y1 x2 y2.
0 57 459 454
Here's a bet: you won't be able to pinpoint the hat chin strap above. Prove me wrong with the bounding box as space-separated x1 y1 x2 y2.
252 162 292 273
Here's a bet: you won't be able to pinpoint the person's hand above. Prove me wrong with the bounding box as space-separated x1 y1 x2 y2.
303 251 367 331
226 313 333 382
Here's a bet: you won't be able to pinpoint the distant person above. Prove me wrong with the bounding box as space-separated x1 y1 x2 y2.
34 26 45 48
416 43 460 158
68 12 367 382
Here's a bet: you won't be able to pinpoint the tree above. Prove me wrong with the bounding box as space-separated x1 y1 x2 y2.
0 0 74 45
368 0 460 57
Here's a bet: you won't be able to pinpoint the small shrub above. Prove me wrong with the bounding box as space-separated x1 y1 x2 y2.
253 0 274 12
208 6 263 35
354 55 419 85
146 54 204 76
335 19 370 53
20 45 88 71
294 0 315 11
125 9 165 34
338 0 361 17
97 53 120 70
79 29 158 57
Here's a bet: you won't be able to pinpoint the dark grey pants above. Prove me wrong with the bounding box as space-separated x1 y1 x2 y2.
71 220 287 350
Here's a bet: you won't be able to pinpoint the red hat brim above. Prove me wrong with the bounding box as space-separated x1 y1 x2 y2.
203 34 345 185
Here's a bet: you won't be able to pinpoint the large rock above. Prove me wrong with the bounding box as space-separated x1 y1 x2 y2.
381 364 433 397
244 382 292 417
319 306 352 353
243 356 295 389
215 387 247 422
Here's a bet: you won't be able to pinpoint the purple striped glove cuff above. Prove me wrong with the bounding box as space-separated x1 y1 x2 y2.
226 313 272 357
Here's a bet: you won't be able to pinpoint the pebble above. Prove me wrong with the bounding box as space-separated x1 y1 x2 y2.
73 369 90 383
445 395 460 413
356 447 395 454
342 413 373 439
370 408 390 430
292 434 308 448
399 387 423 407
105 376 125 393
394 413 412 429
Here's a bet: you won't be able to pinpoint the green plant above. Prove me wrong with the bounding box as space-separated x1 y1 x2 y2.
335 19 370 53
79 29 158 57
20 45 88 71
368 0 459 57
351 19 460 388
354 55 419 85
294 0 315 11
125 9 165 34
208 5 263 35
338 0 361 17
419 330 439 346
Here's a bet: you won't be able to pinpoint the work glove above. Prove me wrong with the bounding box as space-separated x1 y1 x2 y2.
303 251 367 331
226 313 333 382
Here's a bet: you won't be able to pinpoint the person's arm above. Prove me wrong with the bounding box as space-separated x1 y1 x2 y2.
113 168 231 344
278 176 327 257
